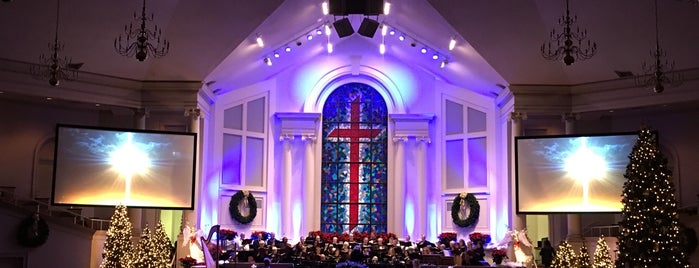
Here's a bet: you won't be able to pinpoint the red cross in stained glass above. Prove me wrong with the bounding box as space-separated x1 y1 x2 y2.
327 97 382 231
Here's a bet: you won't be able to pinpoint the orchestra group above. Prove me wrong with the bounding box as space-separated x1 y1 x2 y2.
220 232 489 267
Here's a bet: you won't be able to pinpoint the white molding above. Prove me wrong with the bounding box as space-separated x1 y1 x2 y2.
390 113 434 140
275 112 321 139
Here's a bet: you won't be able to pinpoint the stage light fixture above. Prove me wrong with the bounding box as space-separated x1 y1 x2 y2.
256 36 264 47
449 38 456 51
333 17 354 38
358 17 379 38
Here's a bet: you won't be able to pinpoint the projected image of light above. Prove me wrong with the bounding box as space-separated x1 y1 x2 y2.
563 137 608 206
108 133 152 203
516 133 637 213
52 125 196 209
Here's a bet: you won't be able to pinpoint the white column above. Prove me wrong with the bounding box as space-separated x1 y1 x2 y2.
563 113 583 244
416 137 429 239
181 108 201 230
393 137 407 236
129 108 147 235
509 112 527 230
303 135 316 235
281 135 293 239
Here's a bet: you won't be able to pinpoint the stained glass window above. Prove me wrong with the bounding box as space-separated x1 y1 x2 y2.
321 83 388 233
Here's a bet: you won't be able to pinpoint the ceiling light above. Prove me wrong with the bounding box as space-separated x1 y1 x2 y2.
285 46 292 52
541 0 596 65
274 52 280 58
384 2 391 15
316 29 323 35
114 0 169 61
380 43 386 55
327 43 333 53
30 0 80 86
420 47 427 54
635 0 682 93
306 34 313 41
381 25 388 36
440 59 448 69
256 36 264 47
264 57 272 66
398 35 405 41
322 2 329 15
389 29 395 35
432 54 439 60
449 38 456 51
325 24 331 36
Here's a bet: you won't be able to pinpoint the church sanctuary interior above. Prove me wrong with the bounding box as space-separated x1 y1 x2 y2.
1 0 699 267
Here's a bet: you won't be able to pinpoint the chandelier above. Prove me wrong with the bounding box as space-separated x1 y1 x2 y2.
29 0 81 86
541 0 597 65
635 0 682 93
114 0 169 61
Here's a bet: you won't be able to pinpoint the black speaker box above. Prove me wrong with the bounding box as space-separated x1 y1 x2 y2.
357 18 379 38
333 18 355 38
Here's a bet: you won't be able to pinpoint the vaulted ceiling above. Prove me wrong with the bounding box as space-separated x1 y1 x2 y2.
1 0 698 114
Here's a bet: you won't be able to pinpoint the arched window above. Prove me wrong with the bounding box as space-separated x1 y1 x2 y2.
321 83 388 233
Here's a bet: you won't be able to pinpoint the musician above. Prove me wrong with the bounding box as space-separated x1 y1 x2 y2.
417 235 435 249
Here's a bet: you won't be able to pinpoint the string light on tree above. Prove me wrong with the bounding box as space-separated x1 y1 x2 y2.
551 240 577 268
100 204 134 268
592 236 613 268
616 126 688 267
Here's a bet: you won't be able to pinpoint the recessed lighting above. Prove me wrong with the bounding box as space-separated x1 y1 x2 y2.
420 47 427 54
389 29 395 36
46 97 53 101
398 35 405 41
274 52 280 58
95 103 101 107
285 46 292 52
306 34 313 41
432 54 439 60
316 29 323 35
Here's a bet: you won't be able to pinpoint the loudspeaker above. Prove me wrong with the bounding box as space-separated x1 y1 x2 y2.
333 18 354 38
329 0 384 15
357 18 379 38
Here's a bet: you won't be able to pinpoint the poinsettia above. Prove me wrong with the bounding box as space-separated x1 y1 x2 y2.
220 229 237 240
438 232 457 242
468 232 491 244
492 248 507 258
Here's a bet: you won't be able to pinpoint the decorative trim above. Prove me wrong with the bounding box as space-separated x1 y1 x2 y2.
276 112 320 139
390 113 434 140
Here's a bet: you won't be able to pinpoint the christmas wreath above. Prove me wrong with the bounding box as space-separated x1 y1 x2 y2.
229 190 257 224
451 193 480 228
16 213 49 247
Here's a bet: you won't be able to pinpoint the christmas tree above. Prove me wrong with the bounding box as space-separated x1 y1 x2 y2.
592 236 613 268
100 204 134 268
616 127 688 268
153 221 173 267
132 224 155 268
551 240 577 268
577 243 592 268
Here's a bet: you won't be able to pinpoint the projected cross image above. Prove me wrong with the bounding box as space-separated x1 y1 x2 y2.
517 134 636 213
53 126 195 208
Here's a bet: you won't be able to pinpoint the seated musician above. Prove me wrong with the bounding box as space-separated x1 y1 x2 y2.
417 234 435 249
336 246 368 268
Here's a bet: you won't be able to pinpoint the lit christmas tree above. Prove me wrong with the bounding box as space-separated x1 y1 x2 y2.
153 221 173 267
577 243 592 268
132 224 155 268
551 240 577 268
592 236 613 268
100 204 134 268
616 127 688 268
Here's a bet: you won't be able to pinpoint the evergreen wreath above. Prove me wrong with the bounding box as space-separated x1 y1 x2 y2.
229 190 257 224
451 193 480 228
16 213 49 247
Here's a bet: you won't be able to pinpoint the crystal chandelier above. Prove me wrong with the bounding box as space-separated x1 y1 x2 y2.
114 0 169 61
635 0 682 93
29 0 81 86
541 0 597 65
